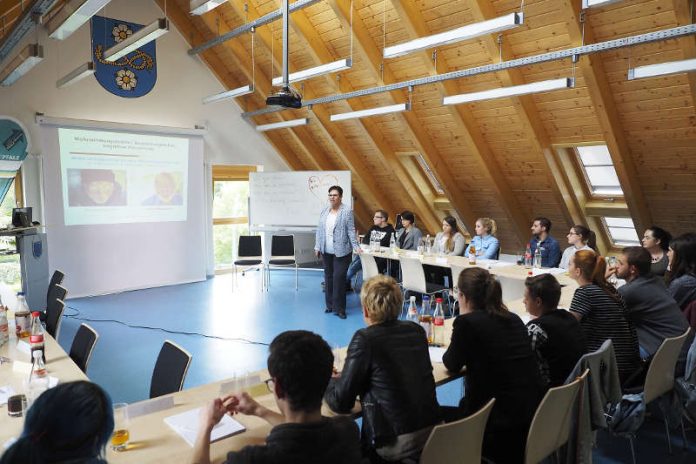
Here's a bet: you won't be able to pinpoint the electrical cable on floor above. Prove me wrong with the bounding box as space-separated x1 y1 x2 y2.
61 305 270 346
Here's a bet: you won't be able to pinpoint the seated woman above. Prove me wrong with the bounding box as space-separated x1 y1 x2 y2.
443 268 544 464
642 226 672 276
432 216 465 256
464 217 500 259
524 274 586 388
568 250 641 384
395 210 422 251
667 232 696 310
0 381 114 464
559 224 596 269
325 275 441 463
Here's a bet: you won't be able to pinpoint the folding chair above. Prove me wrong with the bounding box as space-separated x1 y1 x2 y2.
525 370 587 464
45 296 66 340
266 235 298 290
420 399 495 464
233 235 264 290
150 340 192 398
69 323 99 373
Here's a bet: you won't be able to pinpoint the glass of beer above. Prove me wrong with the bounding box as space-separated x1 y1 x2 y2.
111 403 130 451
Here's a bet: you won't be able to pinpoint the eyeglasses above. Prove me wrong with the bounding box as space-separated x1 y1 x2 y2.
263 378 275 393
567 232 579 236
374 216 385 219
328 194 340 197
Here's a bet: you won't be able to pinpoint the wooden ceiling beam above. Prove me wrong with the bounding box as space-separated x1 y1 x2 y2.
286 7 443 233
388 0 531 247
326 0 478 235
468 0 576 230
672 0 696 108
224 2 399 224
561 0 653 234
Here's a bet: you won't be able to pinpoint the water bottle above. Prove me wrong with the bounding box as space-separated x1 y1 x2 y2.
425 234 432 255
30 311 45 363
419 296 432 343
390 234 397 253
407 296 418 322
524 243 533 268
15 292 31 338
432 298 445 346
534 246 543 269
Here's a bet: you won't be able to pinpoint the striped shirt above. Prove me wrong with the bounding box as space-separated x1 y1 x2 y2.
569 284 641 382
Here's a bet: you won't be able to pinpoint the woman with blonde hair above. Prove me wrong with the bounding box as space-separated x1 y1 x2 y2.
465 217 500 260
568 250 641 384
325 275 441 463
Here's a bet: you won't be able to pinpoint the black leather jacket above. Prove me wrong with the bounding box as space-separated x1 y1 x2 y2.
324 320 441 448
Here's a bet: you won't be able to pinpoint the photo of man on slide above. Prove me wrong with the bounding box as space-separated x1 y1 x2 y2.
68 169 127 207
142 172 183 206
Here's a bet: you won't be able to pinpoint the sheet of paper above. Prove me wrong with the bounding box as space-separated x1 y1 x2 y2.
532 267 567 276
0 385 16 406
15 340 30 354
164 407 246 447
428 346 446 364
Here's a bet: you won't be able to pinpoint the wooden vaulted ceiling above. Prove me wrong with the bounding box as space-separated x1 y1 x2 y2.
3 0 695 252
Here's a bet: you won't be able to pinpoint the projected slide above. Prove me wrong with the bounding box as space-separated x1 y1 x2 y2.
58 128 188 226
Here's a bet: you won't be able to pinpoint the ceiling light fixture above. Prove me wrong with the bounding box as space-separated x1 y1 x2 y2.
443 78 574 105
47 0 112 40
0 44 44 86
330 103 411 122
582 0 623 8
190 0 226 15
103 18 169 61
255 118 309 132
384 12 523 59
271 58 352 87
627 58 696 80
56 62 95 88
203 84 254 104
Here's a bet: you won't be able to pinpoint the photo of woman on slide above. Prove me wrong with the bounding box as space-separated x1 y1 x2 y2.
141 172 183 206
68 169 127 207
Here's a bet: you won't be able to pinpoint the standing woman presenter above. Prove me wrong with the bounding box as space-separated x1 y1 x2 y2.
315 186 360 319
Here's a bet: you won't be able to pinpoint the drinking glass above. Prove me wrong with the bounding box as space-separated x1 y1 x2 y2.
111 403 130 451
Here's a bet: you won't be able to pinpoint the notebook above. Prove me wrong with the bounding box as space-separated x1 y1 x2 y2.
164 407 246 447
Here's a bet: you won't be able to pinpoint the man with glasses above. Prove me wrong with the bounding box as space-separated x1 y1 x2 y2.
193 330 361 464
346 209 395 290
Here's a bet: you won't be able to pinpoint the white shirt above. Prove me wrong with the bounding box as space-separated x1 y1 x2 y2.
325 210 338 255
559 244 593 269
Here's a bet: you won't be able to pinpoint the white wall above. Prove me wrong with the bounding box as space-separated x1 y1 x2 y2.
0 0 289 277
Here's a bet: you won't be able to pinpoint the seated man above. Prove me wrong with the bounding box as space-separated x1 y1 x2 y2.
325 275 441 463
346 210 395 289
524 274 586 388
529 217 562 268
193 330 361 464
615 246 691 364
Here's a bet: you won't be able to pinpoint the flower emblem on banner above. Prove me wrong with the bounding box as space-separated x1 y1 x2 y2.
115 69 137 90
112 24 133 42
91 15 157 98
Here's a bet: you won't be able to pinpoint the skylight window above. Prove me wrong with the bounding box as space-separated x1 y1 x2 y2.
576 145 623 196
415 154 445 195
603 217 641 246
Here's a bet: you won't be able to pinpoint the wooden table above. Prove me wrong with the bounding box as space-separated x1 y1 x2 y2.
363 247 578 319
0 327 88 447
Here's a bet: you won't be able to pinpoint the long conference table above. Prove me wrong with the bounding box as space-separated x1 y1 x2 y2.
0 254 578 463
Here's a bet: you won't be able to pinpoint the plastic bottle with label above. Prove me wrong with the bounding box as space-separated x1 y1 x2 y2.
432 298 445 346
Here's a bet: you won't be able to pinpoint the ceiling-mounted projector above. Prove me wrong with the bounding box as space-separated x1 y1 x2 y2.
266 86 302 109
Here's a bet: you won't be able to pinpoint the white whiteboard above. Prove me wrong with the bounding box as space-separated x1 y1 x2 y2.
249 171 352 227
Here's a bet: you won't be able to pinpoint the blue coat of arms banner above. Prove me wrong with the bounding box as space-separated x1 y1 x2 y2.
91 15 157 98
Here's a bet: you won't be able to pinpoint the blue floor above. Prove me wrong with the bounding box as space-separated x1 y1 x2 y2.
56 269 696 463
